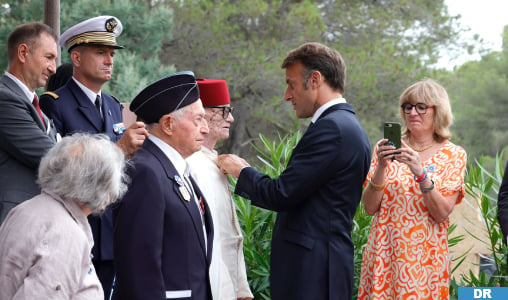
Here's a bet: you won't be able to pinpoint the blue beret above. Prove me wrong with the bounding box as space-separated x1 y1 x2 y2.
130 71 200 124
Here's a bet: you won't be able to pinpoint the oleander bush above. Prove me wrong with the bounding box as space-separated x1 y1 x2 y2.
450 154 508 299
231 132 301 299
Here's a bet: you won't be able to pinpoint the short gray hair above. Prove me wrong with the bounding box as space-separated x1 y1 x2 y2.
37 134 128 214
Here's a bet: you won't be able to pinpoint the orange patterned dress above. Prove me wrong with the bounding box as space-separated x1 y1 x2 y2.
358 141 467 300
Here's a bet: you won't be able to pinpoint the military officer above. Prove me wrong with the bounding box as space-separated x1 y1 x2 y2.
39 16 149 298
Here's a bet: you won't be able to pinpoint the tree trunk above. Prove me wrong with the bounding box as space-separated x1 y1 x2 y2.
43 0 61 66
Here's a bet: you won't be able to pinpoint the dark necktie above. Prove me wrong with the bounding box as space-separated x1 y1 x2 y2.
95 95 103 119
32 94 46 129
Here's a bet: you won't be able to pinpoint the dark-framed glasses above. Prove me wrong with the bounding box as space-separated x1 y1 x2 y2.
207 106 234 119
401 103 435 114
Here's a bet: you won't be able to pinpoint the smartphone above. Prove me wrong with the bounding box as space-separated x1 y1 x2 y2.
384 122 401 160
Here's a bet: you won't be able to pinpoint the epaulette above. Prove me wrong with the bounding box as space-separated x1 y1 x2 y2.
111 95 121 104
41 91 59 100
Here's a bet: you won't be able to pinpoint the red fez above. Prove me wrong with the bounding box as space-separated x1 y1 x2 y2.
130 71 199 124
197 78 230 107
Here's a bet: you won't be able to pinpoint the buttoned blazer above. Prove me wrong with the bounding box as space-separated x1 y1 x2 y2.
0 75 57 224
39 78 124 261
113 139 214 300
235 103 371 300
498 163 508 240
39 78 124 142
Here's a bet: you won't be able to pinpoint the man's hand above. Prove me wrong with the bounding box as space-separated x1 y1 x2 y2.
116 121 149 158
217 154 250 178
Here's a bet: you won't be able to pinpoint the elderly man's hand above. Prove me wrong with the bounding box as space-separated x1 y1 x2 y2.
116 121 149 158
217 154 250 178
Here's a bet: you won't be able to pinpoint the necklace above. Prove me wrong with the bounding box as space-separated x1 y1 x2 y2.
408 140 435 152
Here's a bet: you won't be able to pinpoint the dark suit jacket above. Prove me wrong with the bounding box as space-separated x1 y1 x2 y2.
112 139 214 300
39 78 124 262
498 163 508 240
0 75 57 224
235 103 371 300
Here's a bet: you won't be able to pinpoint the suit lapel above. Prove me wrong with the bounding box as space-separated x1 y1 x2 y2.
188 176 214 262
144 140 209 257
102 96 114 134
67 80 103 131
1 75 51 133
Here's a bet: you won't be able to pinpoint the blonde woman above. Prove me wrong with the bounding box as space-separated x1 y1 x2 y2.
359 79 467 299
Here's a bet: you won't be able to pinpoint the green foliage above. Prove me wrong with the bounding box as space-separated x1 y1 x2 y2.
449 154 508 298
446 54 508 159
165 0 325 157
232 131 302 299
352 201 373 297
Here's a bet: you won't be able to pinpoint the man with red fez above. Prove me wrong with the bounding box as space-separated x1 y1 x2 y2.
39 16 149 297
187 79 253 300
112 71 214 300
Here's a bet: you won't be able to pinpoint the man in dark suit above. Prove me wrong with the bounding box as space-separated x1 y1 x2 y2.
112 71 214 300
39 16 149 298
0 23 59 224
218 42 371 300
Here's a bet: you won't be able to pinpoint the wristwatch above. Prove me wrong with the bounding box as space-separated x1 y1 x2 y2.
420 179 435 193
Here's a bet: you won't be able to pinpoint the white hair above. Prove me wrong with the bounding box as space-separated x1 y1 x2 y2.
37 133 128 214
170 102 194 120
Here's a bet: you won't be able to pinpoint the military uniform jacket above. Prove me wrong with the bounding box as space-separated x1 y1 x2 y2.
235 103 371 300
39 78 124 143
112 139 214 300
0 75 57 224
39 78 124 261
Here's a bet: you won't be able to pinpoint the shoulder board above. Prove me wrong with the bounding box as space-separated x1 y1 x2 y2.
111 95 121 104
41 91 59 100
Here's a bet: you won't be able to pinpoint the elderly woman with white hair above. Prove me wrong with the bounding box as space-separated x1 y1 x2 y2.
0 133 127 300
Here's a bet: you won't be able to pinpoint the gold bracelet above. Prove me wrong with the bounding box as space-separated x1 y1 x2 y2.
368 179 386 191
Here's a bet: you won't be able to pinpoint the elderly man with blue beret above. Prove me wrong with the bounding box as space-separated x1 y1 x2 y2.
39 15 149 298
112 71 214 300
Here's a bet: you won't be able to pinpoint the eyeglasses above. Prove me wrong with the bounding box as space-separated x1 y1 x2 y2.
401 103 435 114
207 106 234 119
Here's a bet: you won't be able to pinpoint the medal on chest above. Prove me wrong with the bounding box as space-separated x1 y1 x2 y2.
174 175 191 202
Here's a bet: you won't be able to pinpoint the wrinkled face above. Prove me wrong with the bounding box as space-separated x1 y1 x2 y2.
24 32 57 91
402 101 435 135
171 100 209 158
204 105 234 142
74 45 115 84
283 61 316 119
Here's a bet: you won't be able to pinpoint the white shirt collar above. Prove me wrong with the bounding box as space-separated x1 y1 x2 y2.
311 97 346 123
72 77 101 105
148 135 188 177
4 72 34 101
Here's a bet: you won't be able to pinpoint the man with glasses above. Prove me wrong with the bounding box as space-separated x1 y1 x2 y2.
187 78 253 300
